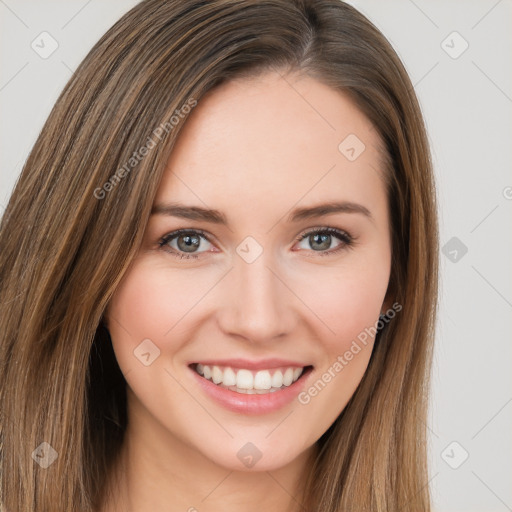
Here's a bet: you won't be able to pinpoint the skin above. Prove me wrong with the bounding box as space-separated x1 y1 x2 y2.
101 70 392 512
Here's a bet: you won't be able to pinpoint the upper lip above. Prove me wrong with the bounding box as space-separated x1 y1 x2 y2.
189 358 311 371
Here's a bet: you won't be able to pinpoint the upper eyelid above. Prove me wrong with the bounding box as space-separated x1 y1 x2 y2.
160 226 350 239
296 226 351 239
160 228 212 244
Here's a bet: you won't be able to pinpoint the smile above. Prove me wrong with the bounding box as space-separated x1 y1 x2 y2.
189 358 313 414
194 363 304 394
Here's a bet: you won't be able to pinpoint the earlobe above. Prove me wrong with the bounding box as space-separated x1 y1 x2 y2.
100 311 109 330
381 279 396 315
101 300 114 328
380 298 393 316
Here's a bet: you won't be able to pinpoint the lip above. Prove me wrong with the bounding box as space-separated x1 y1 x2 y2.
189 363 313 415
190 358 307 371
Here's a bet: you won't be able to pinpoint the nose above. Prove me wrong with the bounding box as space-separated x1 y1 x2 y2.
216 248 296 344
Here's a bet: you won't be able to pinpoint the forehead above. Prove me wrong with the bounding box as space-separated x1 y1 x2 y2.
154 71 386 221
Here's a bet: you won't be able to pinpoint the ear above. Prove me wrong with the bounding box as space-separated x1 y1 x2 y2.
380 283 395 315
101 307 110 329
380 300 393 315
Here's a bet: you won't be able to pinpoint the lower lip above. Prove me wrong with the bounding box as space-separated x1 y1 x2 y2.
189 366 313 415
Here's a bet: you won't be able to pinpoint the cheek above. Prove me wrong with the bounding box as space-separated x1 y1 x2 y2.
292 259 389 351
296 260 389 424
289 255 389 420
109 272 166 336
105 263 188 371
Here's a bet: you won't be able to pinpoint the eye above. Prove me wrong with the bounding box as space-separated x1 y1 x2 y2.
294 227 355 255
158 226 355 260
158 229 215 259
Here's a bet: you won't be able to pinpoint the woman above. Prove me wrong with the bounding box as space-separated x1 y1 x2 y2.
0 0 438 510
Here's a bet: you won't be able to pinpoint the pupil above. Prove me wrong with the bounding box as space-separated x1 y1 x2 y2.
178 234 200 252
311 233 330 251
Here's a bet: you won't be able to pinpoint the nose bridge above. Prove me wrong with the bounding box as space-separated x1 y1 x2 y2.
218 244 293 343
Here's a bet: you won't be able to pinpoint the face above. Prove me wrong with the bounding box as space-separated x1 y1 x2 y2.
105 70 392 472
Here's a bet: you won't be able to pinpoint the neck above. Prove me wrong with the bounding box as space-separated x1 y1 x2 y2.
99 399 316 512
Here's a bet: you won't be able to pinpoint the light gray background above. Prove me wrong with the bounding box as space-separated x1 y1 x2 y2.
1 1 511 511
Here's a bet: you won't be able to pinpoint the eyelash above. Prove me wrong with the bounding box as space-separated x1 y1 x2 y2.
158 227 356 260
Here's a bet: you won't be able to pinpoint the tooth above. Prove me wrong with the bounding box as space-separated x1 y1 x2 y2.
236 369 253 389
197 364 305 391
212 366 223 384
223 367 237 386
271 370 283 388
283 368 294 386
254 370 272 390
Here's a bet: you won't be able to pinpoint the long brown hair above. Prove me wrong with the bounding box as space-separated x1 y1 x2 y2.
0 1 438 510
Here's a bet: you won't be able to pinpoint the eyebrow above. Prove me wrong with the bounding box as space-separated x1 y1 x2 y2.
150 201 373 226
